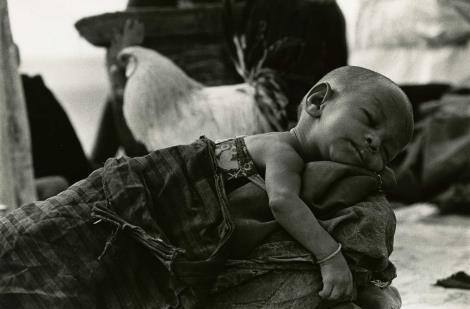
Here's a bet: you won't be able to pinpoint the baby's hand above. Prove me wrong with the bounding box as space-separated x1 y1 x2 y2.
318 251 353 301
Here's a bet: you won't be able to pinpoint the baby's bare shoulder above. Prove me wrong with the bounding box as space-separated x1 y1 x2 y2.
246 133 302 167
246 132 295 153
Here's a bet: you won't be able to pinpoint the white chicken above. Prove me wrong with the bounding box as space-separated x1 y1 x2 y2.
118 45 289 151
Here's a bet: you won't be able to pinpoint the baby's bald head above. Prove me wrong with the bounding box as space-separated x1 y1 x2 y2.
302 66 412 116
294 66 414 170
319 66 393 88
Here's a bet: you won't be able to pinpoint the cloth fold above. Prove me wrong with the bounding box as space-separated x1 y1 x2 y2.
0 137 233 308
226 161 397 284
210 162 399 308
0 137 399 308
392 93 470 213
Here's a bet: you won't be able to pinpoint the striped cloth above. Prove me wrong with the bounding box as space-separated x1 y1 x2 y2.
0 137 399 308
0 137 233 308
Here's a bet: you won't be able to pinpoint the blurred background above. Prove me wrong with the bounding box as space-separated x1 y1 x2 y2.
9 0 358 155
10 1 470 157
9 0 126 155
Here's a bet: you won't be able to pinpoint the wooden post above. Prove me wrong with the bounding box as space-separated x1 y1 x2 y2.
0 0 36 211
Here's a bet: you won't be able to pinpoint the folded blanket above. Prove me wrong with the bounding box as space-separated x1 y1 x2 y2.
392 94 470 213
210 162 398 308
0 137 398 308
225 161 397 284
0 137 233 308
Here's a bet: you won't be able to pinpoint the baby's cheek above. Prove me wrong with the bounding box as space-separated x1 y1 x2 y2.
328 142 356 165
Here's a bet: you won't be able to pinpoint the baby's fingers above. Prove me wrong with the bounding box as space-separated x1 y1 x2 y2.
318 282 333 299
328 280 353 301
329 286 349 301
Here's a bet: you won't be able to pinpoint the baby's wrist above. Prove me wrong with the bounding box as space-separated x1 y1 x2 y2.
316 242 342 265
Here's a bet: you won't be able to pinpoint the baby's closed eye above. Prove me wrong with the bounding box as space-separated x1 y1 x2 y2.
361 107 377 127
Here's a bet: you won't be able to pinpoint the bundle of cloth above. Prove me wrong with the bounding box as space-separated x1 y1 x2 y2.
391 92 470 214
0 137 399 308
346 0 470 86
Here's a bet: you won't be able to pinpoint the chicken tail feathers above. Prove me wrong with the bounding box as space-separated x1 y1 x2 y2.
223 0 291 132
253 69 290 132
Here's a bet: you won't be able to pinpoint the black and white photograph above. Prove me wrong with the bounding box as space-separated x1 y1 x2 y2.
0 0 469 308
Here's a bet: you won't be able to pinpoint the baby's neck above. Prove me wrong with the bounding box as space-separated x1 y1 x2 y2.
289 128 307 160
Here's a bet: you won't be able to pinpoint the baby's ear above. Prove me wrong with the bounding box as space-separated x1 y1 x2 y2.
304 82 331 118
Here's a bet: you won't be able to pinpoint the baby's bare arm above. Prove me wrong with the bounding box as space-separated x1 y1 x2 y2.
265 143 339 258
265 143 353 300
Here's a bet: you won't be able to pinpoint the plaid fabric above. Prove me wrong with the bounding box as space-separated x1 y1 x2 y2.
0 137 233 308
0 136 399 308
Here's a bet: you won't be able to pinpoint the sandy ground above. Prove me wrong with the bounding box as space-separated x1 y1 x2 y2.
392 204 470 309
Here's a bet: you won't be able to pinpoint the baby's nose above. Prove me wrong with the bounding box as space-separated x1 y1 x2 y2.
364 133 384 171
365 133 380 153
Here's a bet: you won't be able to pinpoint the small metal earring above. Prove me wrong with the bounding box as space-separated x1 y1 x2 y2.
376 172 383 193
